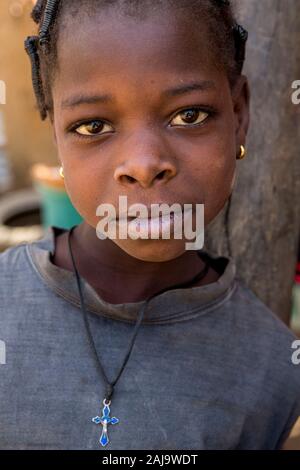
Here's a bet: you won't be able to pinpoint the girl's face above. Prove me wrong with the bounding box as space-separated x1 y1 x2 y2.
51 7 250 262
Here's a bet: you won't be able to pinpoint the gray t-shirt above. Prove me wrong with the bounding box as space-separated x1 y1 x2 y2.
0 225 299 450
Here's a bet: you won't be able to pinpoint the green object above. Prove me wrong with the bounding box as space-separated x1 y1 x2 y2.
34 181 83 230
291 283 300 332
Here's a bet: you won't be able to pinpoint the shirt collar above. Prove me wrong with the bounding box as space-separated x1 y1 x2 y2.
27 225 237 324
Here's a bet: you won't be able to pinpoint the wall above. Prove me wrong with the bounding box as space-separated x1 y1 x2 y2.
0 0 57 190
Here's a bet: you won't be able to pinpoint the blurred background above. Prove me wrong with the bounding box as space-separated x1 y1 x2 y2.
0 0 299 335
0 1 82 246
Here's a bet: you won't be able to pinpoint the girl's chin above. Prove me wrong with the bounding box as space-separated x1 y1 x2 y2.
112 238 188 262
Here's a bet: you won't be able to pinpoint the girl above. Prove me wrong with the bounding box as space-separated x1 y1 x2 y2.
0 0 299 450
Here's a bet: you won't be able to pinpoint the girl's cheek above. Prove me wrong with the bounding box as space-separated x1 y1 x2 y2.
202 148 236 221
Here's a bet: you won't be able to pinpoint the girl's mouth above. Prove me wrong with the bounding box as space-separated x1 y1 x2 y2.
116 208 193 239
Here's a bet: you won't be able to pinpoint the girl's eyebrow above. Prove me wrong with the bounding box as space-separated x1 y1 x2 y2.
60 80 216 110
163 80 216 98
61 93 114 109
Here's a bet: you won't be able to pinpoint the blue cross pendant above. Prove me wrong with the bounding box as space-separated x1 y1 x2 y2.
92 399 119 447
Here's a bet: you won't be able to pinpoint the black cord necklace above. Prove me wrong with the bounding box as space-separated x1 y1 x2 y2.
67 225 210 447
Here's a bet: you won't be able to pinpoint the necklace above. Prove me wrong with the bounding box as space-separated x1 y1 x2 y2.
67 226 210 447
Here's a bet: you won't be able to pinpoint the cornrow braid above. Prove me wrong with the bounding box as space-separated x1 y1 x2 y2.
213 0 248 74
233 23 248 73
39 0 60 47
214 0 230 5
31 0 44 24
25 0 248 122
24 35 47 120
25 0 61 119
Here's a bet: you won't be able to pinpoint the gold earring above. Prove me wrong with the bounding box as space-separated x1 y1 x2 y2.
59 166 64 178
237 145 246 160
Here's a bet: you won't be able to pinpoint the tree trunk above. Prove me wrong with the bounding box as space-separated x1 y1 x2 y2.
205 0 300 324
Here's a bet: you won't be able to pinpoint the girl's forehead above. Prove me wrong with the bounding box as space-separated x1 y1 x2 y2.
54 8 225 97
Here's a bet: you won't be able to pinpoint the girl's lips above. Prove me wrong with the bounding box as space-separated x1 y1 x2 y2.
116 209 193 239
116 208 184 221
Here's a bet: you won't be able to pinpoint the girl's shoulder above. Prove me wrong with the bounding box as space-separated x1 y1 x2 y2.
0 239 31 276
0 226 58 297
0 225 61 272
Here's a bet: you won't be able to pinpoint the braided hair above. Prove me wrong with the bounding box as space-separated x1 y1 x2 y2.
25 0 248 121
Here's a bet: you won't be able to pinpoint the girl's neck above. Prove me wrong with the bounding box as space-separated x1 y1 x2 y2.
51 222 220 304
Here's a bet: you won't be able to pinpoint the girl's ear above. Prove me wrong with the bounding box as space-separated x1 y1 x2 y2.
232 74 250 150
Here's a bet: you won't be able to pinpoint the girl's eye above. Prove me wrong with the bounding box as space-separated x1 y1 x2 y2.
170 108 209 127
73 120 113 137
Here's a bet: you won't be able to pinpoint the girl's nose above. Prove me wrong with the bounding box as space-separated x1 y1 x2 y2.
113 130 177 189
